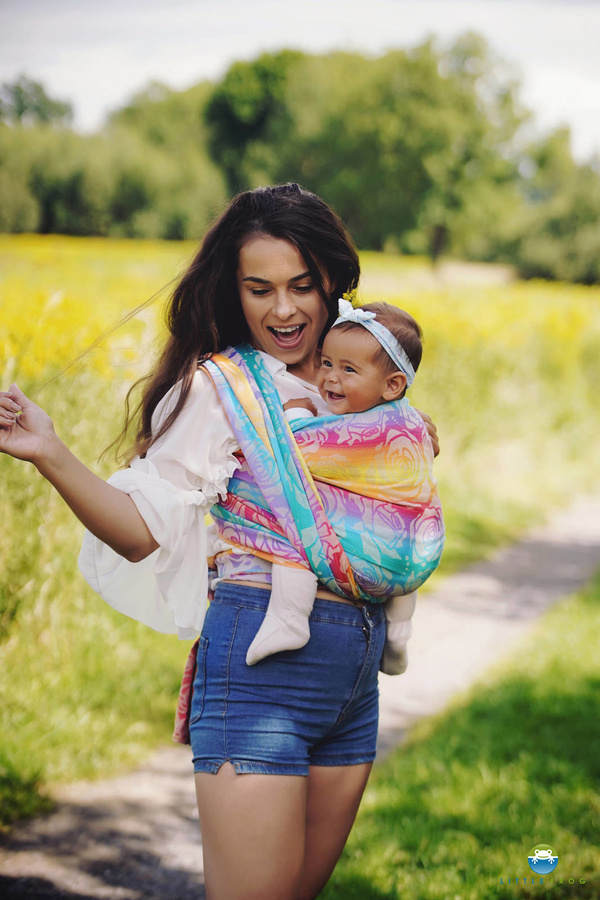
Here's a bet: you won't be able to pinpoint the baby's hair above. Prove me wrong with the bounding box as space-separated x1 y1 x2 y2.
332 301 423 381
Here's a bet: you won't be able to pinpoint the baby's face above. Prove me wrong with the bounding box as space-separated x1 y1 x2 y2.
317 327 391 414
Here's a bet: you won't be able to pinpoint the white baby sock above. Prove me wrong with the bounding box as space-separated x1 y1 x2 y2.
379 591 418 676
246 566 318 666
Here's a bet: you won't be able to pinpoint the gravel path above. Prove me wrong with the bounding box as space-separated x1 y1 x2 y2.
2 495 600 899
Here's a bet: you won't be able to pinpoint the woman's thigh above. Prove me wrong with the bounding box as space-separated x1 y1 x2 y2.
299 762 373 900
195 761 373 900
195 763 307 900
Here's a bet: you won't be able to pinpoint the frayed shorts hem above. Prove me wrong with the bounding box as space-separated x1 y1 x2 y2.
193 758 308 776
192 754 377 775
307 753 376 768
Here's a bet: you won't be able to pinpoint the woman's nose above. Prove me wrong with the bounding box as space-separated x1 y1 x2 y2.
272 290 297 319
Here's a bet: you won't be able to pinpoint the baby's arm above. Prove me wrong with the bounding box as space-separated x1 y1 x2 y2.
283 398 318 420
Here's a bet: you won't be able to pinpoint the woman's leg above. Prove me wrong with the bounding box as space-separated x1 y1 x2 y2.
298 762 373 900
196 763 308 900
196 761 372 900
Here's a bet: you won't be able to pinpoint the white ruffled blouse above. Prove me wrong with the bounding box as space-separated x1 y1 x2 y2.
78 352 330 639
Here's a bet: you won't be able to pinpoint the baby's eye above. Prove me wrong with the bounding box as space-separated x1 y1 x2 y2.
344 365 357 373
320 359 332 368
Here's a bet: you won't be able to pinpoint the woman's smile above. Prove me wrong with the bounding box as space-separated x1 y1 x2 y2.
267 323 307 349
237 235 330 383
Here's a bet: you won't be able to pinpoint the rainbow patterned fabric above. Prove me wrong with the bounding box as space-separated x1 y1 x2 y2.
203 344 444 602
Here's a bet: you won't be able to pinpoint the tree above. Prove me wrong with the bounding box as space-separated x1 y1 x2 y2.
0 75 73 126
514 129 600 283
202 38 529 257
204 51 303 193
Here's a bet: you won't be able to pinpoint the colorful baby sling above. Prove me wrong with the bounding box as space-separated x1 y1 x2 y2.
204 344 444 601
172 343 444 742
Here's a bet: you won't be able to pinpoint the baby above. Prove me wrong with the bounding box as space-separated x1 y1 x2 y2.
245 298 427 674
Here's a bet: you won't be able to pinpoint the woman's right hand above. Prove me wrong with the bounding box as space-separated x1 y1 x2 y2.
0 384 57 465
1 382 158 561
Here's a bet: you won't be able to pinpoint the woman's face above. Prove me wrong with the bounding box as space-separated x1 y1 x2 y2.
236 235 330 383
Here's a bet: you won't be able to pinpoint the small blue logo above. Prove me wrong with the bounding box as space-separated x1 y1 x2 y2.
528 844 558 874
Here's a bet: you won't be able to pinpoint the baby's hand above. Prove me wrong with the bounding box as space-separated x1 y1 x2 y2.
283 398 318 416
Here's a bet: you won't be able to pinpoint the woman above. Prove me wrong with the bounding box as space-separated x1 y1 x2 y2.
0 183 438 899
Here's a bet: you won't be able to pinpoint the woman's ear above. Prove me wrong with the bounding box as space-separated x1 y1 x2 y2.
382 371 407 401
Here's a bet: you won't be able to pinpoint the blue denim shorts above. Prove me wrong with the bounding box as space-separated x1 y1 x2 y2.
190 582 386 776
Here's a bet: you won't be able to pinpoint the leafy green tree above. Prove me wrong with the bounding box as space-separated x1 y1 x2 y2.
514 129 600 283
0 171 39 232
108 80 213 149
0 123 41 231
107 82 227 239
27 131 112 235
0 75 73 126
204 38 528 257
205 50 303 193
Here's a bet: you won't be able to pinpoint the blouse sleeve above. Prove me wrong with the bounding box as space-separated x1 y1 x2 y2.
78 367 240 638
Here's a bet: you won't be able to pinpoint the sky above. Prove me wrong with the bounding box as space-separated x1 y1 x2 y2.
1 0 599 160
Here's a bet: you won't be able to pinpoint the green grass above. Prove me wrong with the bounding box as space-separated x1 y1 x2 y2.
322 573 600 899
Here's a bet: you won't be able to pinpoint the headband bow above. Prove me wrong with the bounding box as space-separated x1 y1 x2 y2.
333 298 416 387
336 298 376 324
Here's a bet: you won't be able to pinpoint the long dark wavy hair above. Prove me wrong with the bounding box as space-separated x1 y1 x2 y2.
116 183 361 463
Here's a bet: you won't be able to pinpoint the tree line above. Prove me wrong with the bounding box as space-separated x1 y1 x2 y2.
1 36 599 283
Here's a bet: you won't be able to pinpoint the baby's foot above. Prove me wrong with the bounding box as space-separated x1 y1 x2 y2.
246 614 311 665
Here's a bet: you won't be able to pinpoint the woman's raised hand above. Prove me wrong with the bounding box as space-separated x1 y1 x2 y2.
1 383 158 560
0 384 57 464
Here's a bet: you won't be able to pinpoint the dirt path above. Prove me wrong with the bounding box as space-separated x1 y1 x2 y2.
2 495 600 899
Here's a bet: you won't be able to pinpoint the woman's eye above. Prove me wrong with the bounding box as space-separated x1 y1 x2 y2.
295 284 314 293
250 289 270 297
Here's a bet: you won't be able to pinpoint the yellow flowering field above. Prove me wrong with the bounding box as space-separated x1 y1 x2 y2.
0 233 195 385
1 234 600 824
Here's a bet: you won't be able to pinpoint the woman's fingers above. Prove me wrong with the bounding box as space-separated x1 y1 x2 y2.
7 383 30 408
427 423 440 457
413 407 440 457
0 392 23 427
0 384 56 463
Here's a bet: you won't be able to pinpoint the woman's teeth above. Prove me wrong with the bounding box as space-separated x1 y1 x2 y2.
268 325 305 346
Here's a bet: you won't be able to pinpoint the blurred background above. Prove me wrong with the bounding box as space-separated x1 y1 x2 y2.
1 1 600 895
1 0 599 278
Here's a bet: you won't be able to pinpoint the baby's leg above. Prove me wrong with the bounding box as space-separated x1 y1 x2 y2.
246 566 318 666
379 591 417 675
